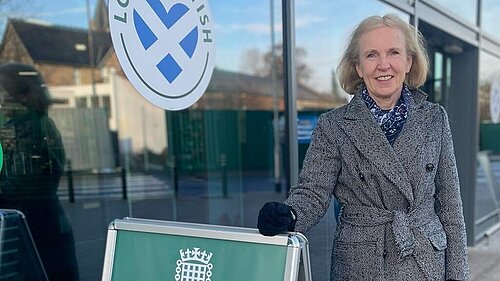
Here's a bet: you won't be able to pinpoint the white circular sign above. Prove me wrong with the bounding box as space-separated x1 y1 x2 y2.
491 74 500 123
109 0 215 110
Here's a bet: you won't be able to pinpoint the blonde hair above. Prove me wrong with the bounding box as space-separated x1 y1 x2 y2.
337 14 429 94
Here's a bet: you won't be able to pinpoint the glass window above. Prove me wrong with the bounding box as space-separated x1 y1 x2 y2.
73 69 81 85
295 0 409 279
90 95 99 108
0 1 286 280
162 0 286 229
75 97 87 108
433 0 477 24
433 51 444 103
101 95 111 117
476 50 500 236
481 0 500 39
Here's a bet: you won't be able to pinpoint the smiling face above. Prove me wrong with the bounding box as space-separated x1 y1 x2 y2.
355 26 412 108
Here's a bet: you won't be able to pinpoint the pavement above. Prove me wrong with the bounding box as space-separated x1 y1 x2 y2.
469 153 500 280
469 228 500 281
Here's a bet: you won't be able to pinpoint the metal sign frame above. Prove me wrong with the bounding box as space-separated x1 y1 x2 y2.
101 218 311 281
0 209 49 281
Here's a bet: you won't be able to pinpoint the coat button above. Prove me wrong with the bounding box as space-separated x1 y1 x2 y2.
426 163 434 172
359 172 365 181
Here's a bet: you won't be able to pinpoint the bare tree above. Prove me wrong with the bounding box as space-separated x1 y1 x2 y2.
240 44 312 85
261 44 312 85
0 0 34 18
0 0 36 34
240 48 265 76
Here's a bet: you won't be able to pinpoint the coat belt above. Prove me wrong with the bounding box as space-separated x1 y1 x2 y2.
339 202 436 259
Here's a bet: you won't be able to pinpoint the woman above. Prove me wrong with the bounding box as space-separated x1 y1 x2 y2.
257 14 469 281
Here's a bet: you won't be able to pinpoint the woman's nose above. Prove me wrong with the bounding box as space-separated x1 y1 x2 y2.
377 56 390 70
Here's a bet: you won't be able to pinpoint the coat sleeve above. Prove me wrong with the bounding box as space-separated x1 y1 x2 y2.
435 106 469 280
285 114 341 233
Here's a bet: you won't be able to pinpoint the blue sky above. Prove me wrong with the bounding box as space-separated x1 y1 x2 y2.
12 0 95 28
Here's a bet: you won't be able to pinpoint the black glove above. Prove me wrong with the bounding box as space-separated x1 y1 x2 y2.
257 202 296 236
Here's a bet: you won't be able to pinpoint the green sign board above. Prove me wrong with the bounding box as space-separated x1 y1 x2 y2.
112 230 286 281
102 219 310 281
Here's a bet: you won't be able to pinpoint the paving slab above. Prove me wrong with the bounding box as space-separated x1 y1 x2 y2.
469 228 500 281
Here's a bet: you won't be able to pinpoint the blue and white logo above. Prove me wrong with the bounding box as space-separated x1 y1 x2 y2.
109 0 215 110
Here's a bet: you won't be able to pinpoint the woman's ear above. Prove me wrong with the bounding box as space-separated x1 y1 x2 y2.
355 64 363 78
406 55 413 74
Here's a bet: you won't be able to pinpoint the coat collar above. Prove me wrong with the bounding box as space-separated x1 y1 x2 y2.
344 87 428 120
339 86 429 205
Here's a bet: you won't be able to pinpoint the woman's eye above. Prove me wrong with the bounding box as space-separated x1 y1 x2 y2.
366 54 376 59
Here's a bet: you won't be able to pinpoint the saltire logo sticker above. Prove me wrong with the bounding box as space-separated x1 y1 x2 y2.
109 0 215 110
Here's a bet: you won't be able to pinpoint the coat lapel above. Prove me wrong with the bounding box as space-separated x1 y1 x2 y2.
393 89 430 165
392 89 431 202
338 90 415 205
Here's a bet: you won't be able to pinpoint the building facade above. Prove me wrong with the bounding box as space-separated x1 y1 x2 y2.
0 0 499 280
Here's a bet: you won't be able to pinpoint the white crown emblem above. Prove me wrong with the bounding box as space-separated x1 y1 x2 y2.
175 247 214 281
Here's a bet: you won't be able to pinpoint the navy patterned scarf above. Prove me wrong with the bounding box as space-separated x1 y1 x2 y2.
362 86 411 145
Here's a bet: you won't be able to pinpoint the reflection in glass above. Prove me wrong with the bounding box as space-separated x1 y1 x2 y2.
433 52 443 103
479 51 500 122
482 0 500 39
436 0 477 24
0 63 80 281
476 51 500 237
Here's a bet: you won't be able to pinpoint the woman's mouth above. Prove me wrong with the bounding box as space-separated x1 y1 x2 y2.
376 75 393 81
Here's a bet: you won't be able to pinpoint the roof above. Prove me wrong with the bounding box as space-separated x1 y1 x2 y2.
8 19 112 67
208 69 333 102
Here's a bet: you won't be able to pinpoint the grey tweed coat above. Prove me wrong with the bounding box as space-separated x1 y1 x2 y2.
285 88 469 281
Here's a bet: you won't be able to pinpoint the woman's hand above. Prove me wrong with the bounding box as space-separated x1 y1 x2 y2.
257 202 296 236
